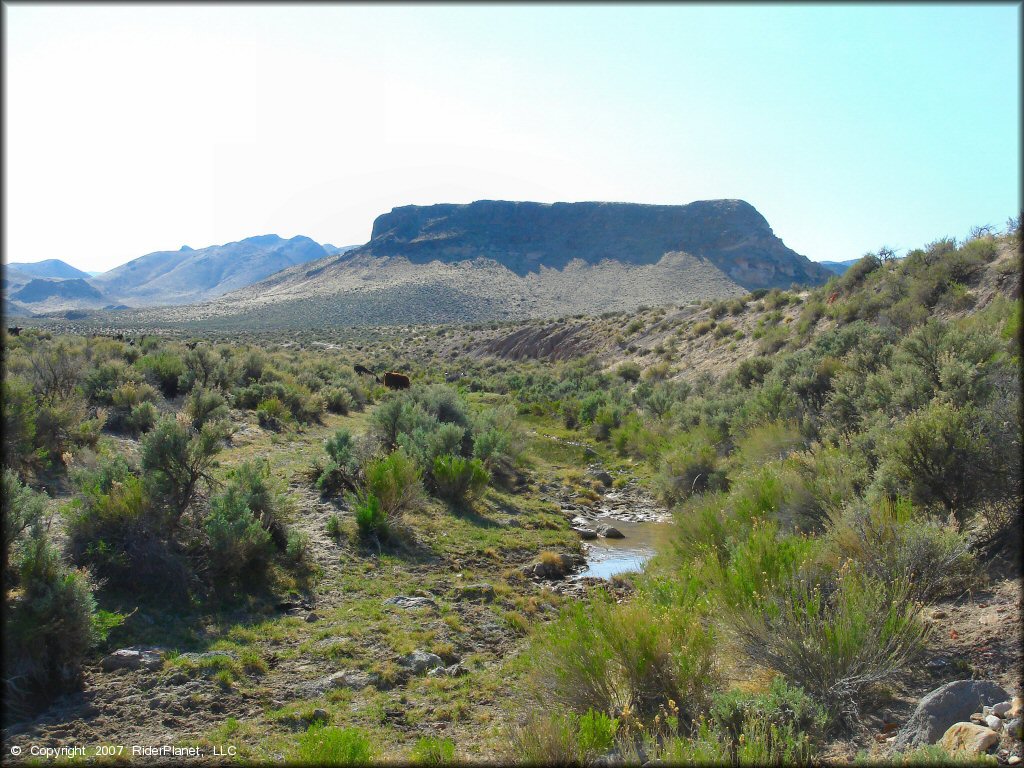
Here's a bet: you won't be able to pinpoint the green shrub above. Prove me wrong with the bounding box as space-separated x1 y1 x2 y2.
577 709 619 759
205 485 275 583
653 426 723 507
827 498 976 602
256 397 290 430
184 387 229 431
873 401 998 517
410 736 456 765
82 361 129 405
3 533 98 709
324 386 354 415
711 521 818 610
285 530 311 568
137 351 186 397
431 455 489 504
316 428 360 495
709 676 826 754
364 449 423 519
295 725 372 765
128 401 158 434
106 381 159 433
140 418 221 522
525 592 718 724
353 493 389 539
729 564 928 726
222 459 290 549
2 469 47 577
66 469 189 594
617 362 642 382
2 377 37 472
506 711 581 766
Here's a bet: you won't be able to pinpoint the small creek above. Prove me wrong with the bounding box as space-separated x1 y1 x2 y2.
572 516 674 581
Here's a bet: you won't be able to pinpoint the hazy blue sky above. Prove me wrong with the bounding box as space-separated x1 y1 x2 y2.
4 3 1020 272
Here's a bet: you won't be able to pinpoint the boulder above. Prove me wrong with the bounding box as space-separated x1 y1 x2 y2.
305 669 381 695
523 553 585 580
893 680 1011 748
597 524 625 539
177 650 238 663
938 723 999 757
383 595 436 610
1006 717 1023 740
101 648 164 672
399 650 444 675
573 526 598 540
587 468 614 487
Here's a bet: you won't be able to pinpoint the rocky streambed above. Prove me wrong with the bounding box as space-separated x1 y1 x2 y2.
540 465 674 583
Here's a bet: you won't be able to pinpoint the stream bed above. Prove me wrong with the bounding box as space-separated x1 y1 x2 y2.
572 516 674 580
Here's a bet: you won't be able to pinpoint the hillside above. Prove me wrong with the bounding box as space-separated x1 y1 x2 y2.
49 199 832 330
7 259 92 280
351 199 830 288
818 258 858 275
9 277 107 311
89 235 332 306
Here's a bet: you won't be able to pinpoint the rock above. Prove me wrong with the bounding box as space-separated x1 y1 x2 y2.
893 680 1011 748
931 609 948 619
1011 697 1024 718
178 650 238 663
1008 756 1021 766
305 612 320 623
938 723 999 757
306 670 382 695
985 715 1003 731
587 468 614 487
573 526 598 540
1006 717 1023 740
310 709 329 724
383 595 436 610
444 663 467 677
101 648 164 672
456 583 495 602
994 701 1013 717
399 650 444 675
523 553 585 580
597 524 625 539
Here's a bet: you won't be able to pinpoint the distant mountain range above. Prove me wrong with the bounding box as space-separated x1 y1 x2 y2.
25 199 835 329
3 237 360 315
817 259 859 275
8 259 93 280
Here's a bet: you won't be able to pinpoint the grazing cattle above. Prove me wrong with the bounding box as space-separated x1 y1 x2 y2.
7 326 22 336
827 291 840 305
185 341 198 350
114 333 125 341
354 364 375 377
382 371 411 390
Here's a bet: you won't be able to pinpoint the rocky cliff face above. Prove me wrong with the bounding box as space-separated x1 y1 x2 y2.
353 199 830 289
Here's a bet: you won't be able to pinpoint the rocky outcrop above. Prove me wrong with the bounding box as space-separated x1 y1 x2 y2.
352 199 830 290
893 680 1011 748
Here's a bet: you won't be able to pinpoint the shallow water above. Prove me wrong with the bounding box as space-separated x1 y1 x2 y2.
572 516 673 580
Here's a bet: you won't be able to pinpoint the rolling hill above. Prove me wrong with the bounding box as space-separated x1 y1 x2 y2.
89 235 335 306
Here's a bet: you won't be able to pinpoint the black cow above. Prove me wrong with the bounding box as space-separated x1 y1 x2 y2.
7 326 22 336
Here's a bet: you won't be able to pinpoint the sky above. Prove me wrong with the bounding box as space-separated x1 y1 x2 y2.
3 3 1020 273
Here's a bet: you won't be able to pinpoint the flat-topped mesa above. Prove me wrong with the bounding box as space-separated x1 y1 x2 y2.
353 199 830 289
